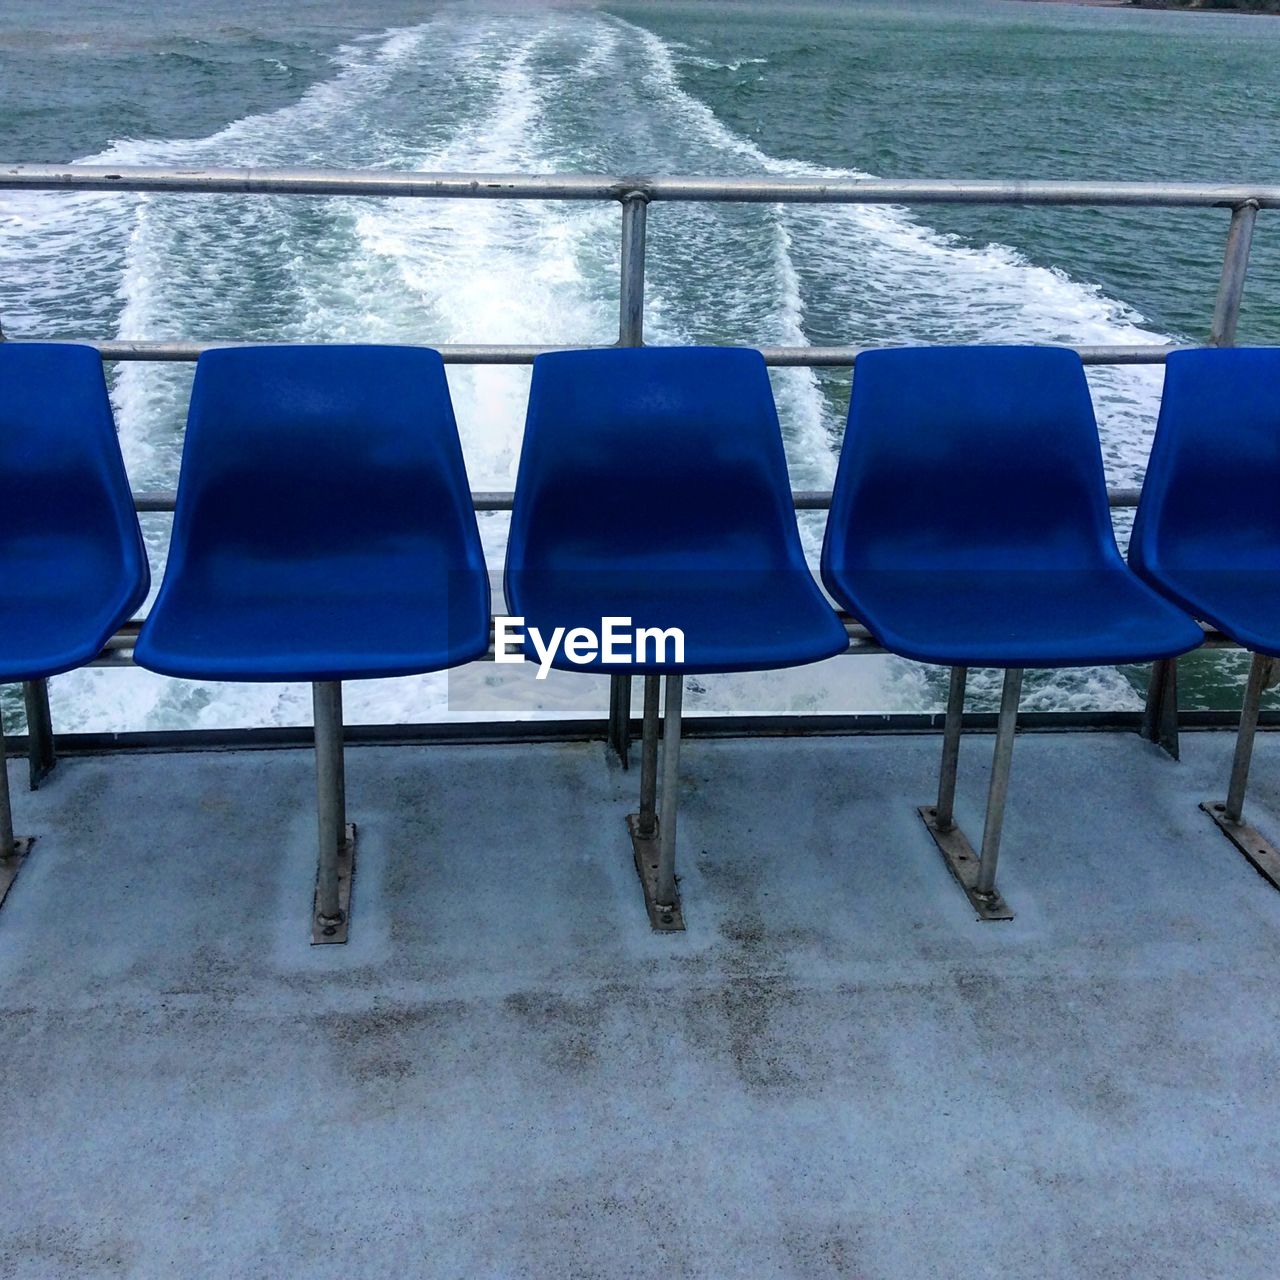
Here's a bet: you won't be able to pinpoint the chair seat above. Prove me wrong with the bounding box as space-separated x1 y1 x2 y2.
0 592 140 683
135 559 489 682
506 568 849 674
828 567 1204 668
1131 567 1280 658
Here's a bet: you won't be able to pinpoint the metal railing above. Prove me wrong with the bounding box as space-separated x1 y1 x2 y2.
0 164 1269 752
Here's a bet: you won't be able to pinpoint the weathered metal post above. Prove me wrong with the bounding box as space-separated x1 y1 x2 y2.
1202 652 1280 893
934 666 968 832
0 710 36 913
312 680 355 944
607 191 649 768
655 674 684 913
919 664 1017 922
974 668 1024 899
1208 201 1258 349
23 680 56 789
1143 200 1258 760
636 674 661 838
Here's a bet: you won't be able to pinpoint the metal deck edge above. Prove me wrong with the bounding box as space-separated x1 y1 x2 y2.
7 710 1280 760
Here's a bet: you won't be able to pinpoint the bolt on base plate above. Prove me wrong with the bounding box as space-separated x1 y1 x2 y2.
0 837 35 915
918 806 1014 922
311 823 356 945
1201 801 1280 891
626 812 685 932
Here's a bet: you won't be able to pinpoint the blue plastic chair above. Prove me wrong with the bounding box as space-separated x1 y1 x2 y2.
0 342 149 882
506 346 848 928
135 346 491 942
822 345 1203 917
1130 346 1280 884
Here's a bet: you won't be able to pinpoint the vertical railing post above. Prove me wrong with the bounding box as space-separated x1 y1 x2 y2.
618 191 648 348
1143 199 1259 759
23 680 56 789
1208 200 1258 348
607 191 649 767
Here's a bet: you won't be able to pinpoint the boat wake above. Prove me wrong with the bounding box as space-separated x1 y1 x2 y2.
0 9 1173 730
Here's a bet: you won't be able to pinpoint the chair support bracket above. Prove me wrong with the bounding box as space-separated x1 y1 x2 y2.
626 812 685 932
1201 802 1280 892
0 837 36 914
311 823 356 945
918 807 1014 921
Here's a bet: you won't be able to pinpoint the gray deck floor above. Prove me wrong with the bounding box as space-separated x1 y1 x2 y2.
3 727 1280 1278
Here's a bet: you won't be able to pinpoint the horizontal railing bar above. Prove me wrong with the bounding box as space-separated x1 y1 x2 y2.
0 166 631 201
761 344 1190 367
3 166 1280 208
76 340 592 363
132 486 1146 513
9 708 1280 761
91 617 1229 667
16 338 1195 367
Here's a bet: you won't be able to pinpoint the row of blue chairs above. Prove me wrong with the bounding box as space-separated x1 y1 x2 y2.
0 341 1275 938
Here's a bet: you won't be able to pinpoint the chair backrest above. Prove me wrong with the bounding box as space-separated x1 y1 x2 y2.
167 345 485 579
821 345 1121 577
1131 347 1280 576
0 341 148 617
506 346 809 577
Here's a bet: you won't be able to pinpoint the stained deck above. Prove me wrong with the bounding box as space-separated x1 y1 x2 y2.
2 726 1279 1277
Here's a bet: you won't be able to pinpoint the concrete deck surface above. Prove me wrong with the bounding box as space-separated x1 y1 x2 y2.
2 727 1280 1278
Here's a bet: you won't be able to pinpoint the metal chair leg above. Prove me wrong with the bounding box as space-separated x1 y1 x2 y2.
636 674 661 839
1141 657 1181 760
1202 652 1280 891
312 680 355 944
1226 652 1269 824
919 666 1019 921
934 666 968 831
23 679 56 789
626 673 686 931
608 673 633 767
0 713 36 914
656 674 684 911
0 716 14 862
974 667 1023 900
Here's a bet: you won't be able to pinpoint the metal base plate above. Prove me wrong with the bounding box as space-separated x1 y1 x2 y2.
626 812 685 932
0 837 36 914
311 823 356 945
1201 802 1280 891
918 806 1014 921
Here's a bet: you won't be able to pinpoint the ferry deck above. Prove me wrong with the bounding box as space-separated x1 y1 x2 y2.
2 165 1280 1277
2 724 1280 1276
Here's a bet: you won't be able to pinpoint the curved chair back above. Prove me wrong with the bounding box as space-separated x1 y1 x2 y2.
0 342 148 679
821 345 1122 579
507 346 808 579
1131 347 1280 578
166 345 483 581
